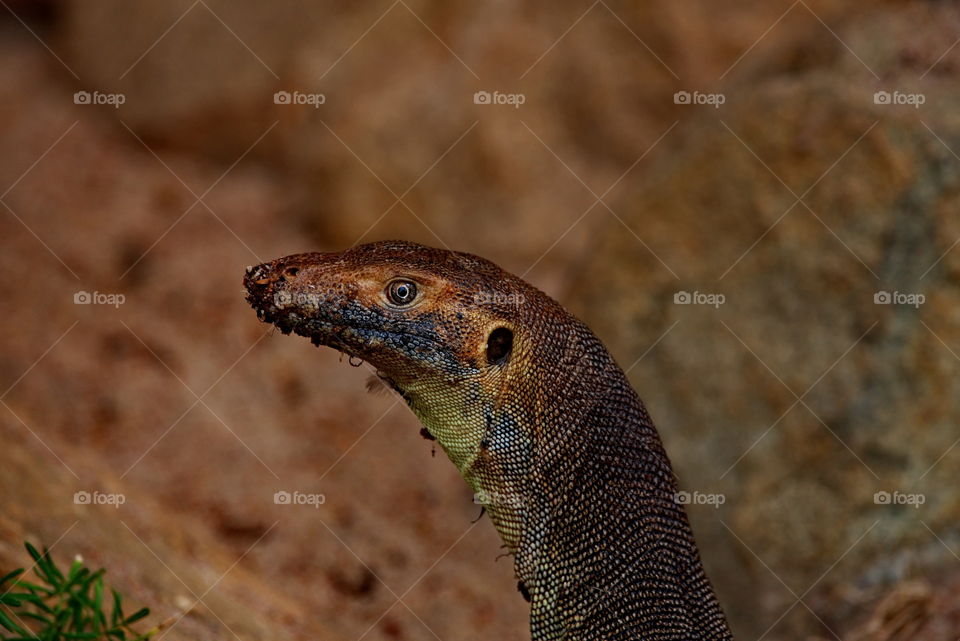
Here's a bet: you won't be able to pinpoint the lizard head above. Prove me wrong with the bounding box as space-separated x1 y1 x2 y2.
243 241 538 470
243 241 527 376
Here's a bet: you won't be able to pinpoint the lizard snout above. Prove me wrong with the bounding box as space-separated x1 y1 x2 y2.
243 259 306 297
243 260 294 324
243 260 274 294
242 255 348 338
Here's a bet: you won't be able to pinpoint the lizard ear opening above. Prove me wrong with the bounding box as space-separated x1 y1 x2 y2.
486 327 513 365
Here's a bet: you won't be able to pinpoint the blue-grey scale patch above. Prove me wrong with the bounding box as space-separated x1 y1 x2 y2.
289 298 462 372
485 411 531 464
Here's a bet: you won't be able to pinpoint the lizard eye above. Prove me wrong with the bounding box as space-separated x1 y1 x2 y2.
386 280 418 306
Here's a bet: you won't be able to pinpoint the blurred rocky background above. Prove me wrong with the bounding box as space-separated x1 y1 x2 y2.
1 0 959 639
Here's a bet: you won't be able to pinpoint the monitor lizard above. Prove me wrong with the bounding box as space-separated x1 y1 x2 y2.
243 240 733 640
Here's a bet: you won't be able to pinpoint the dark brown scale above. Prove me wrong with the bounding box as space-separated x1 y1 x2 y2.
243 241 733 640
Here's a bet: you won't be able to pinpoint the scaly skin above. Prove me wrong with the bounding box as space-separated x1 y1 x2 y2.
243 241 732 640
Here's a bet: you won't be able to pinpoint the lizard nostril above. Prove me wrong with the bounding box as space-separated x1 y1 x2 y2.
243 263 274 288
284 267 300 279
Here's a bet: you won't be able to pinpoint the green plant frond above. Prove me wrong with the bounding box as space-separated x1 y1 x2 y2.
0 570 24 588
1 544 156 641
0 610 28 636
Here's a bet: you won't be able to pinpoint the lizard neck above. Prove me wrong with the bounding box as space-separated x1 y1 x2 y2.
403 377 532 552
401 316 732 638
513 332 733 640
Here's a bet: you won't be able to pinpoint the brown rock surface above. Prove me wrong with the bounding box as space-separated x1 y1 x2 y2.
567 2 960 638
55 0 848 282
